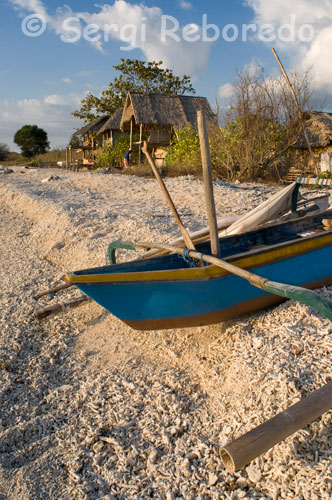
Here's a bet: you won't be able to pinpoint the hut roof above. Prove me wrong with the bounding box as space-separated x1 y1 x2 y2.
120 93 217 131
97 107 124 135
295 111 332 149
74 115 109 137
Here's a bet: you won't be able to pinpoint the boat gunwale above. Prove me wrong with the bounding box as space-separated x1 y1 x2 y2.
66 227 332 285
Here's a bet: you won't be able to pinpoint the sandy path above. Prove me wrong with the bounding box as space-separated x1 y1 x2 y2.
0 168 332 500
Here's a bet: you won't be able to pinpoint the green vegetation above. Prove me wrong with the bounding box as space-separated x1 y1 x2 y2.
318 171 332 180
70 61 313 182
14 125 50 158
96 135 141 168
166 127 201 174
165 66 311 182
73 59 195 122
165 126 232 179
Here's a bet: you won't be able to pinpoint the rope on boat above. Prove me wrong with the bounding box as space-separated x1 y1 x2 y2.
181 248 198 268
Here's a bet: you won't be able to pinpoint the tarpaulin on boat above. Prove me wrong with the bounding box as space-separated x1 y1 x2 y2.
221 182 297 236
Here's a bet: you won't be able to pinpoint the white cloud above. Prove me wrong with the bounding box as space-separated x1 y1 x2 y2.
178 1 193 10
44 94 67 105
9 0 212 77
62 77 72 84
0 95 82 151
219 83 234 100
76 2 211 75
246 0 332 103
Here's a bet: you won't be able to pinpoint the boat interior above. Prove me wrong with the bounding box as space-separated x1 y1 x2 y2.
71 208 332 277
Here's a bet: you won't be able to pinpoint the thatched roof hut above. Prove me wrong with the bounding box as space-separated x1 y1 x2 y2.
97 108 126 147
120 92 218 146
295 111 332 149
98 108 124 136
73 115 109 137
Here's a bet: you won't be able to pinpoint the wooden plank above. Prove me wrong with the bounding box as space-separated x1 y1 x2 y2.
197 110 220 257
297 176 332 186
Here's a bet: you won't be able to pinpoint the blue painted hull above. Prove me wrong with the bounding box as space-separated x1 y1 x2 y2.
70 238 332 330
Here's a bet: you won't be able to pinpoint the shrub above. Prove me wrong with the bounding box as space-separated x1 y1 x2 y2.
96 134 141 168
165 127 201 174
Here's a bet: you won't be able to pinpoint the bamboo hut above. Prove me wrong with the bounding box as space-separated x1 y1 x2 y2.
120 92 218 165
294 111 332 173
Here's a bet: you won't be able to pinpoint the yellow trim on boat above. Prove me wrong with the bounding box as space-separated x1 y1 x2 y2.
66 233 332 284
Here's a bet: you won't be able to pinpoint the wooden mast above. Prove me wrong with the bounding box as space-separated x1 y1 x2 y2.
197 110 220 257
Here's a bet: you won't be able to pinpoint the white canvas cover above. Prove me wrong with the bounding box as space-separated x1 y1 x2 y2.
220 182 297 236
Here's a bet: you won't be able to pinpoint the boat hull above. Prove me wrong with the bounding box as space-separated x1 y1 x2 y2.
67 232 332 330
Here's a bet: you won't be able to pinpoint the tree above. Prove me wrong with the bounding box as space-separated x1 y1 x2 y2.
217 66 312 181
0 143 9 161
73 59 195 122
14 125 50 158
69 133 82 148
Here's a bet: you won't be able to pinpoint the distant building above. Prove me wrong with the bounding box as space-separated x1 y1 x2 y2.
293 111 332 173
97 107 125 147
120 92 218 148
72 115 108 165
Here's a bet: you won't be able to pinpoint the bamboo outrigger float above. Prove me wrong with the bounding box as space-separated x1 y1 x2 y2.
220 381 332 472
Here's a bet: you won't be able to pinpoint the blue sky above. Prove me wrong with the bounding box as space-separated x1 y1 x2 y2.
1 0 331 151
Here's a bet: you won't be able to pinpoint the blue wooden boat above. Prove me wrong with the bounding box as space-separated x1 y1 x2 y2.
66 209 332 330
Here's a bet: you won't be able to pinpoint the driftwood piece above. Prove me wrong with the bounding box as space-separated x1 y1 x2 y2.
197 110 220 257
220 381 332 472
35 295 90 321
33 282 73 300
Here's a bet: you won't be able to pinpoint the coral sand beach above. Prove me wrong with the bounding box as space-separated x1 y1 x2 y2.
0 167 332 499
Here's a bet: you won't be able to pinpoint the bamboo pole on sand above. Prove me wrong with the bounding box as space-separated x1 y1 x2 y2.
220 381 332 472
33 282 72 300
